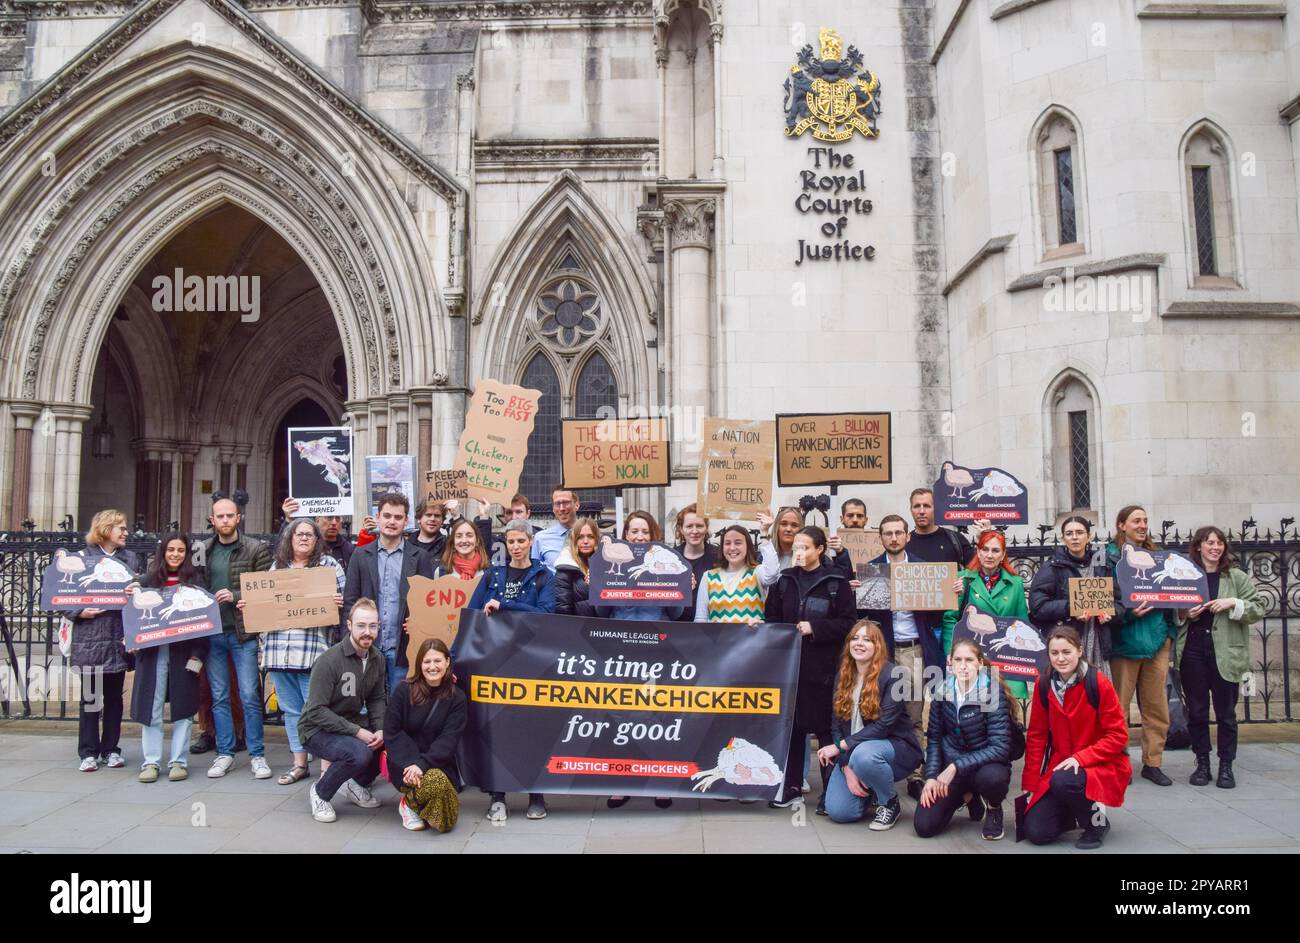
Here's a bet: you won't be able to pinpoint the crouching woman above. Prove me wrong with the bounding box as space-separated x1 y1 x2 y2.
1021 625 1131 850
816 620 923 831
382 638 467 833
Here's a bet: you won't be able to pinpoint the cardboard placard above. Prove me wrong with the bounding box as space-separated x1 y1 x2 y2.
837 528 885 577
1068 577 1116 619
455 379 543 503
124 585 223 651
422 468 468 503
239 567 339 632
775 412 891 486
367 455 416 518
951 609 1047 678
1114 548 1210 609
933 462 1029 523
40 550 135 611
561 417 670 490
404 573 483 677
588 541 693 606
288 426 353 517
889 561 959 611
697 418 776 518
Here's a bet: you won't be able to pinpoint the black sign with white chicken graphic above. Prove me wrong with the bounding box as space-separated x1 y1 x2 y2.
587 540 693 606
287 426 353 517
40 549 135 611
454 610 801 799
123 584 223 651
1114 546 1209 608
932 461 1029 523
951 607 1048 679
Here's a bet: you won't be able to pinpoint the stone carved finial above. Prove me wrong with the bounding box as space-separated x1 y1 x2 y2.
432 372 449 386
456 69 475 91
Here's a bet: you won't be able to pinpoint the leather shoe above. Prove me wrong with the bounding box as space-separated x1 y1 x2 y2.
1189 754 1211 787
1141 764 1172 787
1216 761 1235 789
189 731 215 755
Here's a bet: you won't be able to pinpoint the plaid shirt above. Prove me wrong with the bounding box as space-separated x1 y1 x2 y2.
257 555 346 672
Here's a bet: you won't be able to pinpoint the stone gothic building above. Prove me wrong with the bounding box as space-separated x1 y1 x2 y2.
0 0 1296 534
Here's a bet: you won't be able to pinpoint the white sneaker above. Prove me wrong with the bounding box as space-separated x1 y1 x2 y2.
207 754 234 778
398 796 426 831
801 778 811 794
487 800 508 823
343 779 382 808
250 756 272 780
79 756 98 772
310 783 337 823
105 752 125 769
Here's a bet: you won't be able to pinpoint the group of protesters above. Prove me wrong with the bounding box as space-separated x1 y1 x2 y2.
66 481 1262 848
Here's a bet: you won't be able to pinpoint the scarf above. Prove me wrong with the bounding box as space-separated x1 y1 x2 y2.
1051 662 1088 706
981 570 1001 593
452 552 481 581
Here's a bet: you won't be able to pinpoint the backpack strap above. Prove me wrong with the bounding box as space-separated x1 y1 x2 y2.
534 569 548 596
1084 665 1101 712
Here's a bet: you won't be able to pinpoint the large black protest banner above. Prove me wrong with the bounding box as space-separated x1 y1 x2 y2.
1114 547 1209 608
455 610 801 799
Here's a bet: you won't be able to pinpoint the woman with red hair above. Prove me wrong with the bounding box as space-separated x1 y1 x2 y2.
942 529 1033 697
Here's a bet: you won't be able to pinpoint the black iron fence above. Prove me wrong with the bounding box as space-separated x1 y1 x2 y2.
1 520 1295 722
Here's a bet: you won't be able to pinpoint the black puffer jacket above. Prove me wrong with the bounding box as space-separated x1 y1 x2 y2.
923 672 1012 779
763 563 856 715
1029 544 1105 639
69 545 141 675
552 547 595 616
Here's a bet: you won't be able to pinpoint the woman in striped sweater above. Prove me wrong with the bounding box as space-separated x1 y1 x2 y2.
694 525 768 624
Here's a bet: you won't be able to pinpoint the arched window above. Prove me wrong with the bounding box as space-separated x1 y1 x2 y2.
1032 108 1087 260
1182 125 1238 286
516 252 623 512
518 353 563 510
1046 372 1101 518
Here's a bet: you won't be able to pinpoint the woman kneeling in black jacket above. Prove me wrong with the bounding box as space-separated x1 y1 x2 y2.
383 638 467 833
914 638 1018 841
815 619 923 830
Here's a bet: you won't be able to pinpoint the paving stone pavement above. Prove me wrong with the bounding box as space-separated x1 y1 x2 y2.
1 729 1297 854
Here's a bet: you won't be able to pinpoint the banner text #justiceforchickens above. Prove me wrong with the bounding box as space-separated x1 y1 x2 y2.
454 610 800 799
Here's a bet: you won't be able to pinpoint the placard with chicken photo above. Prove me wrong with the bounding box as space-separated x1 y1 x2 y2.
123 584 223 651
588 540 693 606
1114 546 1210 608
287 426 353 517
39 549 136 611
951 607 1047 679
932 461 1028 523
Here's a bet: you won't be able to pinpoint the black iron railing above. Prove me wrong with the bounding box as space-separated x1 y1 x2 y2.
1 520 1294 722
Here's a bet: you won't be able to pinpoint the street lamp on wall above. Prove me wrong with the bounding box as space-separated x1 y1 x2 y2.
90 401 114 459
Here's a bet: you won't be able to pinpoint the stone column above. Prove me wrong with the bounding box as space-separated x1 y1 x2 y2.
662 196 716 473
233 444 251 524
7 403 42 527
51 404 93 528
178 444 199 532
710 23 724 178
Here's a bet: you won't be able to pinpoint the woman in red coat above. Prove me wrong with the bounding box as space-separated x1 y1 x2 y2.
1022 625 1131 849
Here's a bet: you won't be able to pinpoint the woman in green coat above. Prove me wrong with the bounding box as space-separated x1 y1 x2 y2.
942 530 1031 698
1175 526 1264 790
1104 504 1178 787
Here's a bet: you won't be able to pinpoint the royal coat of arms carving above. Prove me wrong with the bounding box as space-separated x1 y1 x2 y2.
783 28 881 143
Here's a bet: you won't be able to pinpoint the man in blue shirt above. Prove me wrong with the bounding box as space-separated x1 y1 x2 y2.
532 485 579 572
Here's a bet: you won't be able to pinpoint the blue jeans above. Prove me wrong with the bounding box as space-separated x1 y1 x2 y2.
207 630 265 758
824 740 900 824
381 648 403 697
304 731 381 803
140 651 193 768
268 671 312 755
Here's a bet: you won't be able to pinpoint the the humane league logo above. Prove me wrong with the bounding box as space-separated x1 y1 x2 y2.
584 628 668 647
50 873 152 923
